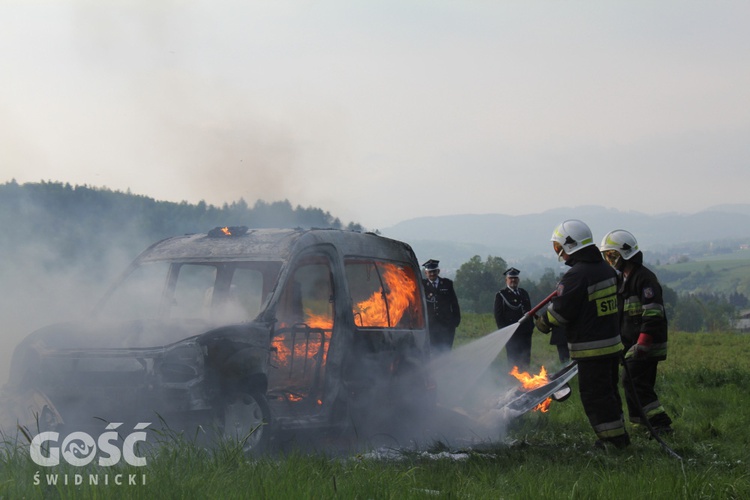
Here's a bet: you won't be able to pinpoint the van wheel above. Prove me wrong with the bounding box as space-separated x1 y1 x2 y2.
222 391 271 454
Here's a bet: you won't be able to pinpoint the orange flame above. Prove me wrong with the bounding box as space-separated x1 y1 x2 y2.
510 366 552 412
304 310 334 330
221 227 231 236
271 305 334 370
353 263 417 327
272 263 416 364
270 262 417 405
271 328 331 365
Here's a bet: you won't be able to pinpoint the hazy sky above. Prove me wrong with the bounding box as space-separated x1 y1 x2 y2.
2 1 749 229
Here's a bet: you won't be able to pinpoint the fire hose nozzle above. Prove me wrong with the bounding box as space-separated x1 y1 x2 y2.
519 290 558 325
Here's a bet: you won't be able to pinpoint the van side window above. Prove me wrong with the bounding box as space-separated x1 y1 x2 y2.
218 267 264 322
172 264 217 320
276 256 333 329
344 259 424 329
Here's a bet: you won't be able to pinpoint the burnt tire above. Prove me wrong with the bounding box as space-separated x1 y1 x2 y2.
222 391 271 454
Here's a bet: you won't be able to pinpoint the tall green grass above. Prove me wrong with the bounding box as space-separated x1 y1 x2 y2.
2 319 749 499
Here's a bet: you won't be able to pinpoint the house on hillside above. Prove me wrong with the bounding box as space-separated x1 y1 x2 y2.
732 309 750 332
666 254 691 265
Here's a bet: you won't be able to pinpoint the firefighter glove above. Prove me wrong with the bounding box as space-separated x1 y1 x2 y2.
625 333 652 359
534 314 551 334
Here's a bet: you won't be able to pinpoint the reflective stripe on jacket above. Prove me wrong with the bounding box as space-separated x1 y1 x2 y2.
543 250 623 360
619 263 668 360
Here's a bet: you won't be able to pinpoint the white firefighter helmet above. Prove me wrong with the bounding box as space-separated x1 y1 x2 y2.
550 219 595 259
600 229 641 263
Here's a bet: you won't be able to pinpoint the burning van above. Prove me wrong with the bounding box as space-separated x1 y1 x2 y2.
3 227 433 452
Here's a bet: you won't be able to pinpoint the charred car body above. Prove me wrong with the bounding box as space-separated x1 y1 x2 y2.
4 227 433 451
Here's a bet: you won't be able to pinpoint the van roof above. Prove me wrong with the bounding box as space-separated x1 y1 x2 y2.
136 227 417 264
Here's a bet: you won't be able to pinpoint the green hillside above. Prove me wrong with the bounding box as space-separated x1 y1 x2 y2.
655 250 750 297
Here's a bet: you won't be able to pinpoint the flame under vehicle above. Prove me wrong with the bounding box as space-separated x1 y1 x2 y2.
4 227 432 452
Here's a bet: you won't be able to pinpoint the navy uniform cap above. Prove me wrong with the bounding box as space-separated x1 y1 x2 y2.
504 267 521 277
422 259 440 271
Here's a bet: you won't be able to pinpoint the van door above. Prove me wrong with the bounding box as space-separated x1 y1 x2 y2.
340 258 430 433
267 252 336 417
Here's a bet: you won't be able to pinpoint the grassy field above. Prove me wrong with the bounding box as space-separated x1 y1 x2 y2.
2 317 749 499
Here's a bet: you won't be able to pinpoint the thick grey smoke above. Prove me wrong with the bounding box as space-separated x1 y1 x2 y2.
0 223 546 454
0 242 135 386
410 329 525 449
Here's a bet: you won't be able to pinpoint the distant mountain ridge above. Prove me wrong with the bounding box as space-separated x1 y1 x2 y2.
379 205 750 277
704 204 750 216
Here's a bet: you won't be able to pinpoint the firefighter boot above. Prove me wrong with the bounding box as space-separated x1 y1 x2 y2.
594 433 631 450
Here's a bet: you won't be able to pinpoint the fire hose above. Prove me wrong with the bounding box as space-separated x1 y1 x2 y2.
522 289 559 326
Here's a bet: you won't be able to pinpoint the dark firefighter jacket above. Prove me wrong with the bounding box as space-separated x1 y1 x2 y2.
494 287 533 334
542 246 622 360
618 254 668 360
423 277 461 329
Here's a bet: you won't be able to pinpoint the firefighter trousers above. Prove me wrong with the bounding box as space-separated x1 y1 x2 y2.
577 357 628 444
622 357 672 428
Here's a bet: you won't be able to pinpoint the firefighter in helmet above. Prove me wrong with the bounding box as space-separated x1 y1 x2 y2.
422 259 461 353
600 229 673 435
535 219 629 449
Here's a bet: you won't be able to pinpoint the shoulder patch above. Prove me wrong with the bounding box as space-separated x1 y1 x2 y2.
643 287 654 299
556 283 565 296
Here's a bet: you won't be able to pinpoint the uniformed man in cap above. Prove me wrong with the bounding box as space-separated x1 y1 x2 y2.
494 267 534 370
422 259 461 353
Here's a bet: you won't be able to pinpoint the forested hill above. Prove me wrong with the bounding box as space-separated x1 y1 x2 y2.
0 180 364 274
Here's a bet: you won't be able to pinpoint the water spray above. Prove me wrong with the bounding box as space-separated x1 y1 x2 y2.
430 290 558 407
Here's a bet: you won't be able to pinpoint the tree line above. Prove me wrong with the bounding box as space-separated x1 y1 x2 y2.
453 255 747 333
0 180 365 277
